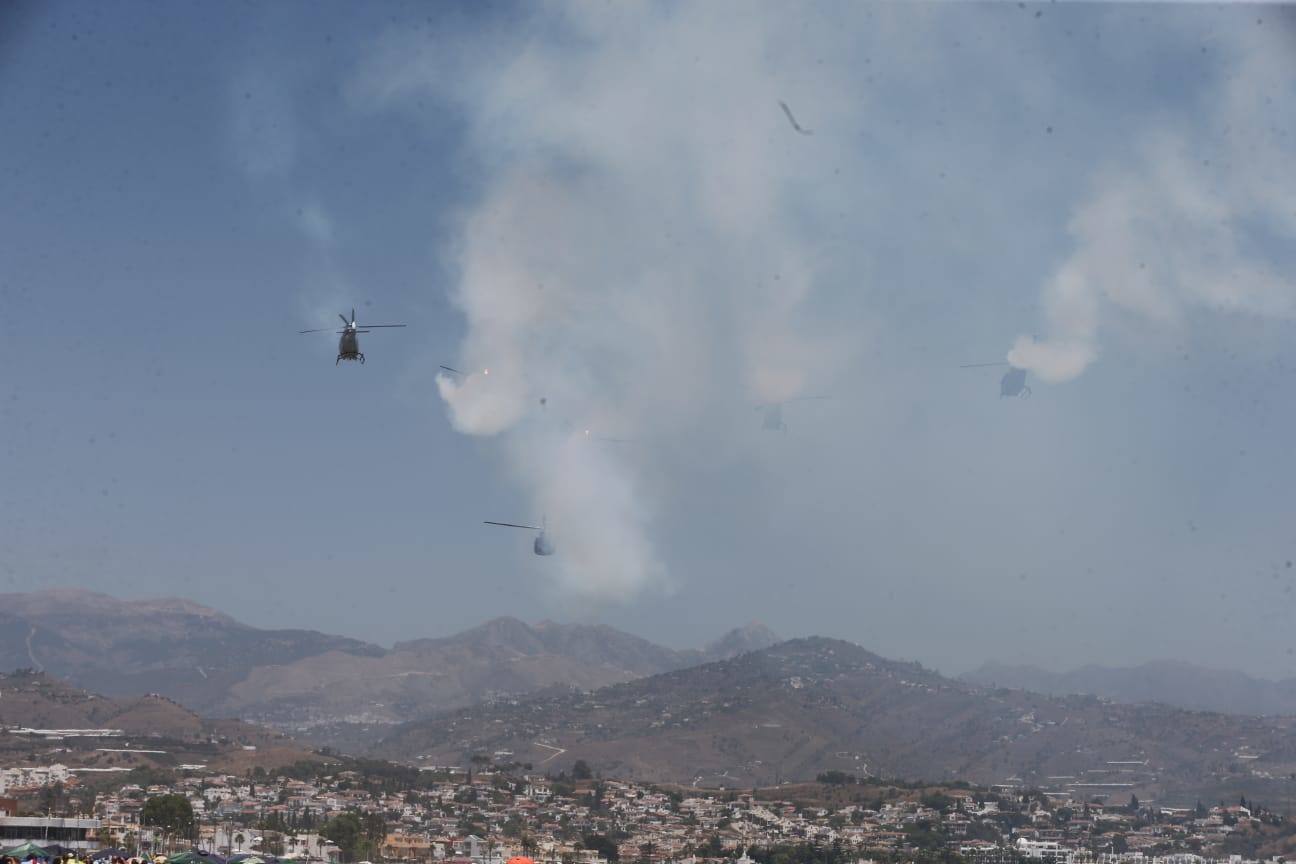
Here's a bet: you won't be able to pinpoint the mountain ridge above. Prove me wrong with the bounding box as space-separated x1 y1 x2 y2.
0 588 242 624
0 668 316 774
372 636 1296 803
226 616 780 745
963 658 1296 716
0 590 778 747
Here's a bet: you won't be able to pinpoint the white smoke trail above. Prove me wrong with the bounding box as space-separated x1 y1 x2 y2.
1011 30 1296 383
357 3 861 598
346 4 1296 600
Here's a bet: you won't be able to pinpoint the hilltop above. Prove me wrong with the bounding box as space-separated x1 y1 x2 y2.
0 589 777 745
964 660 1296 717
0 669 315 775
0 588 383 712
225 616 778 747
373 637 1296 804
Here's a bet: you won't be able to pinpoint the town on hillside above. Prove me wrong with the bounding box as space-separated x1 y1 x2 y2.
0 758 1293 864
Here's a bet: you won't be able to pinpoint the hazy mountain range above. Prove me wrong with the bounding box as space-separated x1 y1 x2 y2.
373 638 1296 803
0 589 778 744
0 669 314 774
0 589 381 714
8 589 1296 803
963 660 1296 716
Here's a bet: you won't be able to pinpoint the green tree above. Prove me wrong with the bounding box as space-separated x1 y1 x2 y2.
261 833 286 857
816 771 855 786
905 820 948 852
324 813 364 862
259 813 290 833
361 812 386 858
696 836 724 859
921 792 955 813
581 834 619 861
38 782 63 814
142 794 195 835
457 817 486 838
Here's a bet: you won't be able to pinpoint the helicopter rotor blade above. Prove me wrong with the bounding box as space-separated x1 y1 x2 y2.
299 328 334 334
351 308 356 326
959 361 1010 368
339 314 351 327
484 521 542 531
357 324 407 328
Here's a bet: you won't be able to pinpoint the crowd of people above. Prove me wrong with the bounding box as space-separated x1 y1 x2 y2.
2 854 132 864
0 851 234 864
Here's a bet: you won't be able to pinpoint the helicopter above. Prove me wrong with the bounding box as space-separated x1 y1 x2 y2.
485 517 554 556
755 396 830 432
300 309 406 364
960 361 1031 397
439 364 489 378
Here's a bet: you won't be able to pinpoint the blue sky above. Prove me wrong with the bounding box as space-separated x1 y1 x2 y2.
2 1 1295 676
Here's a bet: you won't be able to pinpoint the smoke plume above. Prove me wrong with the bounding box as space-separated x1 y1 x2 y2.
1011 32 1296 383
358 3 858 598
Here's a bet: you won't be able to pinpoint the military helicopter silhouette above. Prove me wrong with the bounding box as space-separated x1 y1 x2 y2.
300 309 406 364
438 364 490 378
960 361 1030 398
755 396 830 432
485 517 554 556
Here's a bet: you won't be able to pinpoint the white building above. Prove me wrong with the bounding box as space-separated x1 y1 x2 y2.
0 765 72 792
0 817 101 851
